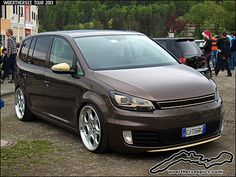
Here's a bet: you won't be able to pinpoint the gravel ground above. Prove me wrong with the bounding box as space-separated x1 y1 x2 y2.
0 71 235 176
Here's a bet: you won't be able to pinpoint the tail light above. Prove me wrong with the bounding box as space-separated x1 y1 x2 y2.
179 57 187 64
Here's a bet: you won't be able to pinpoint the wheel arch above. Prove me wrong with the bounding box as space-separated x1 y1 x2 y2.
75 91 110 129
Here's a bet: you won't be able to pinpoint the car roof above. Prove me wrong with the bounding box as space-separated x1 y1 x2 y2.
29 30 143 38
154 37 195 41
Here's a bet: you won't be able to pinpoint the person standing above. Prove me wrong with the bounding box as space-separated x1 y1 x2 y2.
202 30 212 77
0 48 7 79
0 42 4 69
0 42 4 66
215 32 232 77
211 34 218 69
0 42 3 54
229 32 236 71
0 29 17 84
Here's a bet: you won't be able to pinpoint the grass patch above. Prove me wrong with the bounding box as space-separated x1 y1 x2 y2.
1 140 55 176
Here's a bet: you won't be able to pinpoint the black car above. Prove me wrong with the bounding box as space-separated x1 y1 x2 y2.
154 38 209 78
195 39 204 51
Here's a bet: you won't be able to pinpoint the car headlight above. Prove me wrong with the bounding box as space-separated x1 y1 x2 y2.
215 86 220 102
210 79 221 102
109 91 155 111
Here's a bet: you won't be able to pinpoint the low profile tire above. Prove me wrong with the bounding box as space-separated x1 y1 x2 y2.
79 104 110 153
15 87 34 121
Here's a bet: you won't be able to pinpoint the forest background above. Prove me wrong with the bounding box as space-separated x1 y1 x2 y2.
39 0 235 38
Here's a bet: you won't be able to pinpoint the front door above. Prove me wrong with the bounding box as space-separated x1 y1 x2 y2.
44 37 76 125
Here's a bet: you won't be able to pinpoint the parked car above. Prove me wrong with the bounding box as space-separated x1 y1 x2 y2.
14 30 223 153
154 38 210 78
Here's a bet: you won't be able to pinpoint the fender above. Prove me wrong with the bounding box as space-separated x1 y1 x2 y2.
74 90 111 128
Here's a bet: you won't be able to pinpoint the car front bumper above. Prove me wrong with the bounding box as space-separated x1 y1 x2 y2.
105 100 223 153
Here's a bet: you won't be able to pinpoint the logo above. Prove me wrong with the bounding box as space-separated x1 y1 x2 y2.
149 149 234 175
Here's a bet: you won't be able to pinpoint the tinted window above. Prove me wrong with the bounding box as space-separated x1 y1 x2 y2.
27 37 36 63
157 41 167 49
177 41 203 57
32 36 51 66
75 35 178 70
49 37 75 67
20 38 32 62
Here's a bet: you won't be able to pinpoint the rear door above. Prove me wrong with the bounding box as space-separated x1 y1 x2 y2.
44 36 76 125
19 36 52 114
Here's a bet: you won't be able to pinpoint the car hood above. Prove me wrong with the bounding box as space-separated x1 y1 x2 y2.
93 64 214 101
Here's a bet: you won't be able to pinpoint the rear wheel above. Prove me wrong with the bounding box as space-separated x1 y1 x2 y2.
79 104 109 153
15 87 34 121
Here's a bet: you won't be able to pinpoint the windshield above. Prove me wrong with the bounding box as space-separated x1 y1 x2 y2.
177 41 203 57
74 35 178 70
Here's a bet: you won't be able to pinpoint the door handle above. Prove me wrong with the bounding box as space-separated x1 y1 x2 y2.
44 80 51 86
22 73 28 79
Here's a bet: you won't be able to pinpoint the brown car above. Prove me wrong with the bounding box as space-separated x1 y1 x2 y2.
14 30 223 153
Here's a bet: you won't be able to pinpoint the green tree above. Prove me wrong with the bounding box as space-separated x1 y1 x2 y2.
110 6 128 30
184 1 227 38
92 4 109 28
222 1 236 33
38 1 235 37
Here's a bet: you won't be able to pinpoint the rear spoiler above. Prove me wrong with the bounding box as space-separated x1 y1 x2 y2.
153 38 195 41
176 38 195 42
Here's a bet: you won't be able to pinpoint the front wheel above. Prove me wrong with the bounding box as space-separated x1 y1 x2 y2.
79 104 109 153
15 87 34 121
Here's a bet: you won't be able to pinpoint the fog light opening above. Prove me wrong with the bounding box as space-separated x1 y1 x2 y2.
122 130 133 145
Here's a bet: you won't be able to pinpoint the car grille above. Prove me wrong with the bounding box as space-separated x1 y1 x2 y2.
156 94 215 109
132 120 221 147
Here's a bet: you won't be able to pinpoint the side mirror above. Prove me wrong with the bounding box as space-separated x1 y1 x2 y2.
51 63 74 74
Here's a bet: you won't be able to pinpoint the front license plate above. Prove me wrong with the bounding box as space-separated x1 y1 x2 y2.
182 124 206 138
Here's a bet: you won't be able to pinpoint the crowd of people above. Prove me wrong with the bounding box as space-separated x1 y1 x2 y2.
202 30 236 77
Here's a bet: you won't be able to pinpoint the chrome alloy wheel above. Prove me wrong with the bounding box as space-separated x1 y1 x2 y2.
79 105 101 151
15 88 25 119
